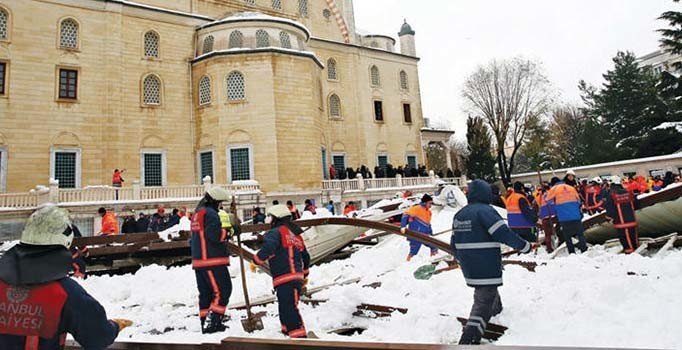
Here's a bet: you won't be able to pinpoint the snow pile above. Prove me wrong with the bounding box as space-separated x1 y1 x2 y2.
157 217 192 241
300 208 333 220
653 121 682 133
79 236 682 348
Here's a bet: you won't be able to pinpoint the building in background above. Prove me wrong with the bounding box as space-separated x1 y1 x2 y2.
0 0 425 193
637 49 681 75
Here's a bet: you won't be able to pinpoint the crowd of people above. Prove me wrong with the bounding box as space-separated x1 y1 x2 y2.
327 163 455 180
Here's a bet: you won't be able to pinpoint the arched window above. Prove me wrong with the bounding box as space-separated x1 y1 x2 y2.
199 76 212 105
272 0 282 10
329 94 341 118
400 70 409 90
327 58 337 80
229 30 243 49
279 31 291 49
256 30 270 48
144 31 159 58
0 8 8 41
202 35 214 54
323 9 332 20
245 0 256 5
226 71 245 101
143 74 162 105
59 18 79 49
298 0 308 17
370 65 381 87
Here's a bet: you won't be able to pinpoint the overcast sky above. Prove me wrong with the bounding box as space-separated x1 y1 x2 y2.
353 0 680 137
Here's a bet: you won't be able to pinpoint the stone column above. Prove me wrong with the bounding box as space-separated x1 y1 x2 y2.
132 180 141 200
356 174 365 191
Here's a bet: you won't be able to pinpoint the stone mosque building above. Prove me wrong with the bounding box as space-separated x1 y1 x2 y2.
0 0 425 193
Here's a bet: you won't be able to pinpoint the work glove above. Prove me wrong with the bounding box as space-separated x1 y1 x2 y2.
249 261 258 273
302 278 309 295
112 319 133 331
400 227 407 234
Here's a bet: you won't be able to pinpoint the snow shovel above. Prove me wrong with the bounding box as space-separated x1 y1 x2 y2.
413 262 460 280
235 225 264 332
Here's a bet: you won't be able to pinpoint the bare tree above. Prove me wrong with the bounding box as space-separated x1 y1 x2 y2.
549 105 586 167
462 58 553 185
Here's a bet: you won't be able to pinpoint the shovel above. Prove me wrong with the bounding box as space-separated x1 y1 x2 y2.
235 224 264 332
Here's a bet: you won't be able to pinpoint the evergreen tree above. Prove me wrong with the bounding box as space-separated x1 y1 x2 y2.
580 51 669 157
464 116 497 183
658 0 682 70
515 115 552 173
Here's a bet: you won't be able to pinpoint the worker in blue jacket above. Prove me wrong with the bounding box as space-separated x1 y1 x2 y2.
252 205 311 338
451 180 531 345
0 205 131 350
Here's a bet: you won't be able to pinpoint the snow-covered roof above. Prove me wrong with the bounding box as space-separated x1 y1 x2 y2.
193 47 324 68
112 0 213 21
513 152 682 178
198 12 311 40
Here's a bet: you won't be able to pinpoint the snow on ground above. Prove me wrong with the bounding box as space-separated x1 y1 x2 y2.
79 234 682 349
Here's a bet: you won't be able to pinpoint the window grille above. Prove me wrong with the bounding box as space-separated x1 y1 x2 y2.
55 152 77 188
272 0 281 9
332 155 345 178
256 30 270 48
374 100 383 121
370 65 380 87
58 69 78 99
143 75 161 105
407 155 417 170
200 151 214 181
229 31 243 49
0 9 7 40
0 62 5 95
403 103 412 123
400 71 409 90
377 155 388 173
327 59 337 80
202 35 214 54
230 148 251 181
144 31 159 58
226 71 245 101
59 19 79 49
279 31 291 49
143 153 163 187
329 94 341 118
323 9 331 20
298 0 308 17
199 76 211 105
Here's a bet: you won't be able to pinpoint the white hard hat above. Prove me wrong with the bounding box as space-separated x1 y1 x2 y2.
266 204 291 219
207 186 231 201
593 177 603 184
566 169 576 176
610 175 622 185
21 205 74 248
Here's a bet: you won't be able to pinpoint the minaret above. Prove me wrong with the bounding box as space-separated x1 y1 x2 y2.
399 19 416 57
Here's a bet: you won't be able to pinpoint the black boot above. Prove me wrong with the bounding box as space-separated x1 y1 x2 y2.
202 311 227 334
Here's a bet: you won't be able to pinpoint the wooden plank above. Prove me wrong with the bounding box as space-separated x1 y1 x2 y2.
73 233 160 247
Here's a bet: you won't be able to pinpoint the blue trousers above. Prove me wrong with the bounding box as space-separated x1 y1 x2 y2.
275 281 307 338
195 266 232 319
408 233 437 256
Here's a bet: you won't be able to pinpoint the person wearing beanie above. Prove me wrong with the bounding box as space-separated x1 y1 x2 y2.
252 205 310 338
603 176 640 253
546 176 587 254
97 207 119 236
190 187 233 334
0 205 130 349
506 182 538 243
400 194 436 261
452 180 531 345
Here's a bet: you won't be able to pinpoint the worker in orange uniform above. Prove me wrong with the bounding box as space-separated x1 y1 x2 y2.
506 182 538 243
97 207 119 236
401 194 436 261
546 177 587 254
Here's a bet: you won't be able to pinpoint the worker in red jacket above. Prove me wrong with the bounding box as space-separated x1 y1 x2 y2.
190 187 233 334
0 205 131 350
603 176 640 253
252 205 311 338
583 178 604 215
111 169 124 187
98 207 119 236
